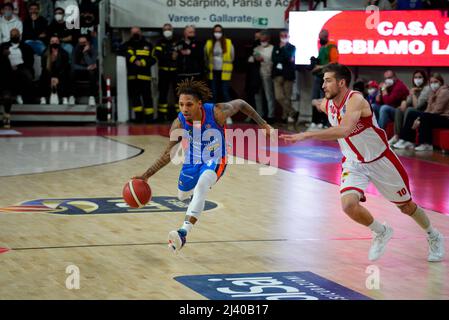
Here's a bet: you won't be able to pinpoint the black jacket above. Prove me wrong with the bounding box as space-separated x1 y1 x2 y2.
271 42 296 81
176 38 204 77
41 46 70 79
22 16 48 41
122 38 155 80
0 41 35 75
153 37 178 71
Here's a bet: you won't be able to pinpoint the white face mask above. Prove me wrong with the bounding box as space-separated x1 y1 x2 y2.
260 41 269 47
367 88 377 95
430 83 441 92
214 32 222 40
280 38 288 44
413 78 424 87
163 30 173 38
55 14 64 22
384 78 394 87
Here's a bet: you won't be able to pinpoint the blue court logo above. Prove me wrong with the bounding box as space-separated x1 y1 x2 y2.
0 197 218 215
175 272 371 300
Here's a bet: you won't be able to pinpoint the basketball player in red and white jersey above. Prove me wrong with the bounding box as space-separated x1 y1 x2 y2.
281 63 444 262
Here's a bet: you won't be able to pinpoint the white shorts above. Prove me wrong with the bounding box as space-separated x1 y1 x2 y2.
340 149 412 205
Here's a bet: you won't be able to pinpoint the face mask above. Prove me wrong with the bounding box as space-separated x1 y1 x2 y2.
367 88 377 95
4 11 13 18
319 38 328 45
260 41 268 47
55 14 64 22
384 78 394 87
188 36 195 41
214 32 222 40
414 78 424 87
11 36 20 44
430 83 441 92
132 34 141 41
163 30 173 38
50 43 60 49
280 38 288 44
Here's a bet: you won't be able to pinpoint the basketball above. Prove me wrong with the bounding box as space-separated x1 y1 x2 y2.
122 179 152 208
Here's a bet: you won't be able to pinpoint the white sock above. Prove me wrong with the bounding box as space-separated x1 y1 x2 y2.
181 221 193 234
426 225 438 238
369 220 386 234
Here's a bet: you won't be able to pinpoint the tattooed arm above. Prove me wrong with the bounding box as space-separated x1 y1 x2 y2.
214 99 272 131
133 118 183 181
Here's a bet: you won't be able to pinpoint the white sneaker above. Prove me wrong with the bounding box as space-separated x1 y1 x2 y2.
40 97 47 105
317 123 324 129
62 97 69 105
287 116 295 124
395 141 414 150
69 96 76 105
226 117 233 125
427 230 445 262
16 95 23 104
168 229 187 253
388 135 399 146
50 93 59 105
88 96 96 106
392 139 405 149
368 223 394 261
414 144 433 152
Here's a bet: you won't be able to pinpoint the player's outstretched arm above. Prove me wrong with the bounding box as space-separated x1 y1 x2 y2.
214 99 273 131
280 94 363 143
133 118 182 181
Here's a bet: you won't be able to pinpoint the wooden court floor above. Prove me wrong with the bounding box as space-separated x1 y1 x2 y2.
0 133 448 300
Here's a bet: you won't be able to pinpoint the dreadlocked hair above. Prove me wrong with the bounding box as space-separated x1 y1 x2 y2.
176 78 212 101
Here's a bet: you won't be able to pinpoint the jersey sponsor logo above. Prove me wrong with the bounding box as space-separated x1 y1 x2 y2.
175 272 371 300
0 197 218 215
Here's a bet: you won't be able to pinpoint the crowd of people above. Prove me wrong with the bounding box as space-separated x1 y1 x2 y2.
0 0 99 128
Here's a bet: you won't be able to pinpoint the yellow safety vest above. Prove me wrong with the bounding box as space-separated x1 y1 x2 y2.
205 38 233 81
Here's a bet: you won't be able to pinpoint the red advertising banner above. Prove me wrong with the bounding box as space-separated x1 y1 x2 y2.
289 10 449 66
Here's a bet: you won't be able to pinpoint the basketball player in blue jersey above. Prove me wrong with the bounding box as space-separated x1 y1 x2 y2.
134 78 273 252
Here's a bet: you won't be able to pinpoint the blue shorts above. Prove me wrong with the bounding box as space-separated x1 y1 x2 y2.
178 158 227 192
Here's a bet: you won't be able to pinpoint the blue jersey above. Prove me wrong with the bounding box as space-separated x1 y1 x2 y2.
178 103 227 165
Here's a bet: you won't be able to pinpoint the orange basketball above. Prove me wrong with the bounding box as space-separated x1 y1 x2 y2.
122 179 152 208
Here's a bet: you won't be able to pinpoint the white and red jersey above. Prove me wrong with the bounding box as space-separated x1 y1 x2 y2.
327 90 389 163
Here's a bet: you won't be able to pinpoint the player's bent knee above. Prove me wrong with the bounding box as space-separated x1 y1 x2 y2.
341 194 360 217
398 201 416 216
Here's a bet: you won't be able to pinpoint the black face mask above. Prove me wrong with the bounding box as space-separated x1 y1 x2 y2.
188 36 195 41
132 34 141 41
50 43 60 49
319 38 328 46
11 37 20 44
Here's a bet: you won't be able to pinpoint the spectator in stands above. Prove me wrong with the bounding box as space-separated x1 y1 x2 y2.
394 73 449 151
176 25 203 83
365 0 393 9
375 70 409 129
0 0 27 21
122 27 155 122
0 2 23 44
0 28 34 127
353 78 368 97
309 29 339 130
22 2 48 56
79 0 98 51
40 35 70 105
70 34 97 106
152 23 178 121
367 80 379 111
37 0 54 24
389 70 431 146
272 29 297 124
253 30 275 124
47 7 76 57
204 24 234 104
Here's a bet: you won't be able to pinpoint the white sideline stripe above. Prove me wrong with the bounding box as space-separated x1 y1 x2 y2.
128 181 143 208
